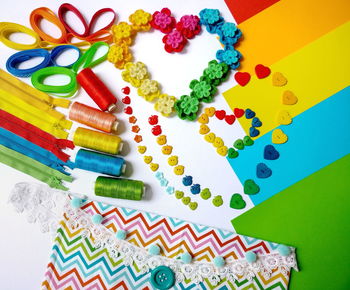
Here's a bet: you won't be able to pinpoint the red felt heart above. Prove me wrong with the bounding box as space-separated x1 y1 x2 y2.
122 96 131 104
234 72 251 86
255 64 271 79
234 108 245 118
215 110 226 120
225 115 236 125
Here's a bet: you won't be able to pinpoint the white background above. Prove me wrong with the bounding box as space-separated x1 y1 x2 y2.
0 0 253 289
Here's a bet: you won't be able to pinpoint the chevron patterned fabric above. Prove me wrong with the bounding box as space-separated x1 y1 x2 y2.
42 200 294 289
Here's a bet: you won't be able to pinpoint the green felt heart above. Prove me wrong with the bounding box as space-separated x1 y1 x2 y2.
227 148 239 159
243 136 254 146
244 179 260 195
200 188 211 200
230 193 246 209
234 139 244 150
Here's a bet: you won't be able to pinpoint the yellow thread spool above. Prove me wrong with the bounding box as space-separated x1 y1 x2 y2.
73 127 122 154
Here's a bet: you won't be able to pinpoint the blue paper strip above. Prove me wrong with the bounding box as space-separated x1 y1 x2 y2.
227 86 350 205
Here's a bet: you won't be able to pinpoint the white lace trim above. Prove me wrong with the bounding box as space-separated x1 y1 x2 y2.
9 182 298 285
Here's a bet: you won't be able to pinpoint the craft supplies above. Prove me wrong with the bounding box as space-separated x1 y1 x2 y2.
0 88 71 139
0 145 72 190
0 110 74 162
73 127 123 155
6 45 81 77
76 68 118 112
69 102 118 133
74 149 125 177
94 176 144 200
0 128 72 174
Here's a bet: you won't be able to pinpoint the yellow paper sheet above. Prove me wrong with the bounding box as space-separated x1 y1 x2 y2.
236 0 350 73
224 22 350 137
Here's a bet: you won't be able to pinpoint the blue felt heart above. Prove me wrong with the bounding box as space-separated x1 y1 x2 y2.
264 145 280 160
252 117 262 127
256 163 272 178
245 108 256 119
249 127 260 137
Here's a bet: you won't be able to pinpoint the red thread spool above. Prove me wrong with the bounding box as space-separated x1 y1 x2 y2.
76 68 117 112
69 102 118 133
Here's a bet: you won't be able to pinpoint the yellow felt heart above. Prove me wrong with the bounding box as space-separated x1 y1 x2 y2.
138 146 147 154
282 90 298 105
272 129 288 144
198 113 209 124
199 124 210 135
143 156 153 164
204 107 216 117
213 137 224 148
174 165 184 175
162 145 173 155
168 155 178 166
204 132 216 143
277 110 293 125
217 145 228 156
272 72 288 87
157 135 167 145
150 163 159 172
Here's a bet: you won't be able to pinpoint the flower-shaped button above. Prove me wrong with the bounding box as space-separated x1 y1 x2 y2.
154 94 176 116
129 9 152 31
151 8 176 33
150 266 175 290
163 30 187 53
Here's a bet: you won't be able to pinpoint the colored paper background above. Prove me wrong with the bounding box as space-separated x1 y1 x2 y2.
228 86 350 205
232 154 350 290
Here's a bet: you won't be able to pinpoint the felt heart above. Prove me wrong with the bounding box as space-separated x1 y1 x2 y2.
215 110 226 120
282 90 298 105
277 110 293 125
234 108 245 118
243 136 254 146
255 64 271 79
272 72 288 87
256 162 272 179
244 179 260 195
199 124 210 135
227 148 239 158
252 117 262 127
234 72 251 86
249 127 260 137
225 114 236 125
198 113 209 124
217 145 228 156
245 109 255 119
204 132 216 143
263 145 279 160
230 193 246 209
204 107 216 117
272 129 288 144
234 139 244 150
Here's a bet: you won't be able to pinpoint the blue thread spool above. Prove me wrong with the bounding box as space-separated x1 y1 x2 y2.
74 149 126 176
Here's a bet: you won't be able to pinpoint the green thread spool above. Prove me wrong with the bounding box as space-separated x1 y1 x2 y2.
94 176 144 200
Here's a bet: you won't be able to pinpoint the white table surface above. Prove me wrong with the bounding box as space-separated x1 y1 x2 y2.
0 1 252 288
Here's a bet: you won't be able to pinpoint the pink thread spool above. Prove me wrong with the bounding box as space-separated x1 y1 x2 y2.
69 102 118 133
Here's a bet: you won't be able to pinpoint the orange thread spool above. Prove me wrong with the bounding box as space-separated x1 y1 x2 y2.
69 102 118 133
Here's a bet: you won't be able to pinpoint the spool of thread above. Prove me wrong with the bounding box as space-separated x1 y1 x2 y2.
75 149 126 176
95 176 144 200
76 68 117 112
69 102 118 133
73 127 123 155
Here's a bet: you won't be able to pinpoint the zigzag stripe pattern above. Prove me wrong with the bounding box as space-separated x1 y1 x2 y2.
42 200 292 289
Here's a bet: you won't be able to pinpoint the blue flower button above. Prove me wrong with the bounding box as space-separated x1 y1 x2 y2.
150 266 175 289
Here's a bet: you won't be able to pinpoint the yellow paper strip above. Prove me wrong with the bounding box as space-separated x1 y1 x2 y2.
224 22 350 137
236 0 350 73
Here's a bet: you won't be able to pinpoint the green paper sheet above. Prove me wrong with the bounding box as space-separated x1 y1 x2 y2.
232 154 350 290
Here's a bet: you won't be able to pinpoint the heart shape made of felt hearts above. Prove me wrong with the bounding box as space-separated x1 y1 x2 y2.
198 107 261 159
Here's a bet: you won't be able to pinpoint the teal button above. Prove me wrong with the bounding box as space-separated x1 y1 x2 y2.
150 266 175 289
